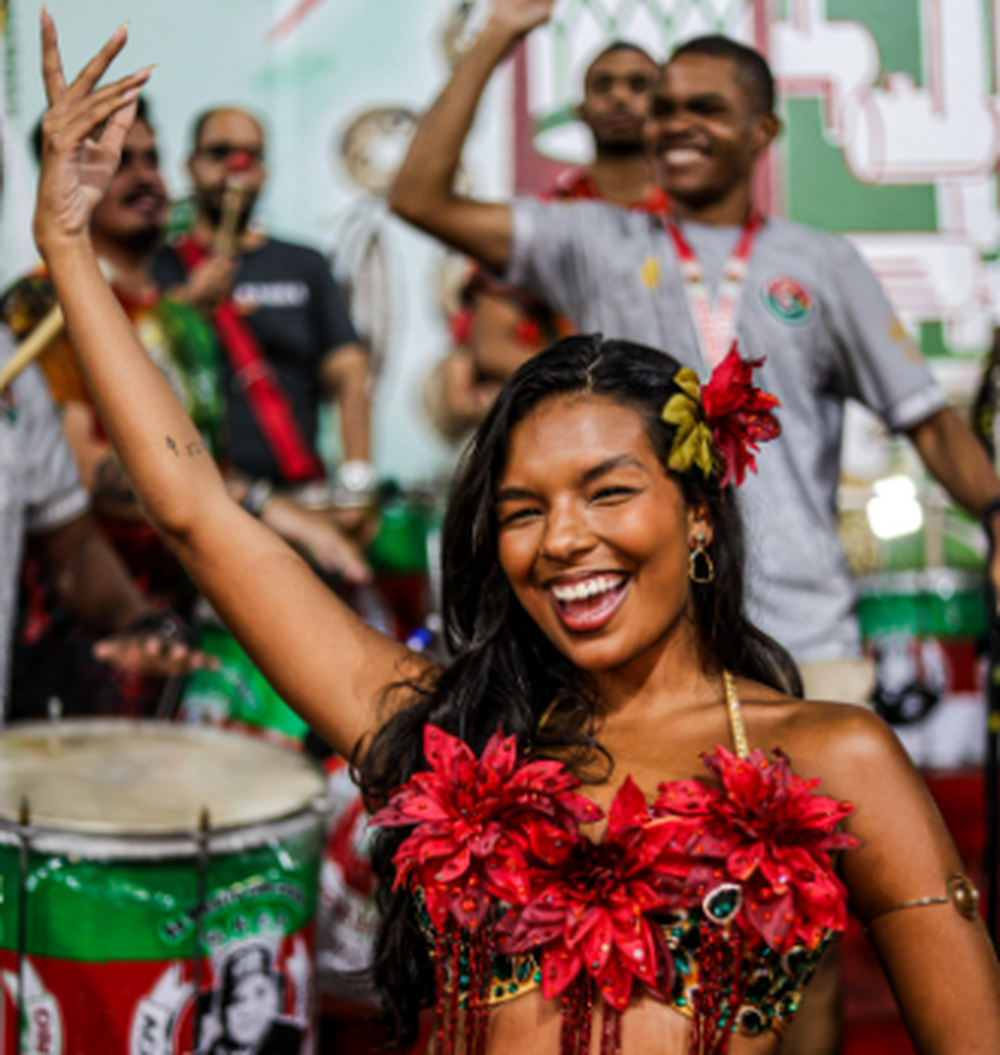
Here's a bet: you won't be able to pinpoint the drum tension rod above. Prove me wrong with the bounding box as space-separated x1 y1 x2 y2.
16 797 30 1055
192 808 211 1052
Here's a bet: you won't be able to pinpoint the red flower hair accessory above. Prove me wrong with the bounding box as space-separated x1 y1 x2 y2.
653 745 858 952
499 776 690 1054
371 724 602 932
662 346 781 488
702 347 781 487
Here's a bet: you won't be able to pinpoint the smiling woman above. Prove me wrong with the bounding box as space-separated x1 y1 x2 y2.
357 337 823 1053
493 366 736 668
30 6 1000 1055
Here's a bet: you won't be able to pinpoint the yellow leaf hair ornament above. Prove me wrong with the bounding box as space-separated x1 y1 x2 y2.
661 367 718 479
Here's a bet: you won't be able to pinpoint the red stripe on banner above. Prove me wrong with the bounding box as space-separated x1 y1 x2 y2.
267 0 327 41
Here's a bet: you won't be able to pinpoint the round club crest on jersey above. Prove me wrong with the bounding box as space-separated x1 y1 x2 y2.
761 276 815 326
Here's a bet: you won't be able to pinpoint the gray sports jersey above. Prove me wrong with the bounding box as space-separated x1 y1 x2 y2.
508 200 947 663
0 327 89 709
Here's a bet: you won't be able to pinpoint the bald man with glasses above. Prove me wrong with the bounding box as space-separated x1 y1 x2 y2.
153 108 375 520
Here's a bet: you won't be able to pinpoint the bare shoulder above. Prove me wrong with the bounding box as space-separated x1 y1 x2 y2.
736 680 909 797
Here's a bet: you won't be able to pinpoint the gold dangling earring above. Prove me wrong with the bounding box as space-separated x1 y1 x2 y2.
688 532 715 584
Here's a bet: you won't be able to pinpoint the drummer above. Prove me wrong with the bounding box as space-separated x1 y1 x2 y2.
0 320 210 714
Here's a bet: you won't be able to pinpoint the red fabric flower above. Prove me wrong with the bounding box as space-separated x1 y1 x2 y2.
702 347 781 488
499 777 688 1011
653 746 858 952
371 724 602 932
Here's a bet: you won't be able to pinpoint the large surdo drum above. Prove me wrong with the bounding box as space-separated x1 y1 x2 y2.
0 721 327 1055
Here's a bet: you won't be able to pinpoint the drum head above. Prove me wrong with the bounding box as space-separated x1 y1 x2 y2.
0 720 327 835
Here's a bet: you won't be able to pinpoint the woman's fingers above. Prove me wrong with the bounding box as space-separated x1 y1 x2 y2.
39 8 68 105
39 10 152 177
42 9 132 112
50 21 129 110
42 70 149 157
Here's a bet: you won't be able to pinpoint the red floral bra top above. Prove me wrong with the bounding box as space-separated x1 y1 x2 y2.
372 677 859 1055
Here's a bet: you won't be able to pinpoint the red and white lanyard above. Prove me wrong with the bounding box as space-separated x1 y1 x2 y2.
664 211 764 370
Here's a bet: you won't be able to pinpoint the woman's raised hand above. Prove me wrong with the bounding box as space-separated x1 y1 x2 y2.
33 11 151 256
486 0 559 38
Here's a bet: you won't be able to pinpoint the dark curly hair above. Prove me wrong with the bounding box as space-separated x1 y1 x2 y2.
358 335 799 1043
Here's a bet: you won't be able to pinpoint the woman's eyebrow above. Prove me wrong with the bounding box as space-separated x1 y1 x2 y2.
495 485 540 505
578 454 646 486
496 456 647 503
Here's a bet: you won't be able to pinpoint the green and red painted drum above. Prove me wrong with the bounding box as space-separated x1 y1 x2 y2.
0 720 327 1055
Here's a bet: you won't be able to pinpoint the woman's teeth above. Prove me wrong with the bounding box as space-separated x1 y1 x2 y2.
550 574 626 603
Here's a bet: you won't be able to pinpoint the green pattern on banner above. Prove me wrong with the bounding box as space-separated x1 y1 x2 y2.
252 50 335 87
0 825 322 961
783 99 937 232
828 0 923 84
918 321 953 360
182 626 310 742
858 583 987 641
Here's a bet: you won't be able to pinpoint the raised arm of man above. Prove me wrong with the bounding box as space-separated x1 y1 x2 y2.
388 0 557 271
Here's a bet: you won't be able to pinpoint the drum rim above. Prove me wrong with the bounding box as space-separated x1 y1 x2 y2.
0 718 330 840
0 799 330 859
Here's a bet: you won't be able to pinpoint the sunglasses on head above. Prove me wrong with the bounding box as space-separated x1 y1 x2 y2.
197 143 264 165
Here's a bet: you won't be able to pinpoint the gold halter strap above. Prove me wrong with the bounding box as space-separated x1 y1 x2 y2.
724 671 750 759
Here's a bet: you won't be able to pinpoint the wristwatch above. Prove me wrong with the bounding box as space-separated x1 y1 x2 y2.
242 478 275 518
332 460 377 508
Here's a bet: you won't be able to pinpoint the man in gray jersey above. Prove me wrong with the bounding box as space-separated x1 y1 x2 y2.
389 1 1000 1050
390 0 1000 691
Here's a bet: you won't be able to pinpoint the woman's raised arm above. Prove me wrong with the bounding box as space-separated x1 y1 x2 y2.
33 12 427 757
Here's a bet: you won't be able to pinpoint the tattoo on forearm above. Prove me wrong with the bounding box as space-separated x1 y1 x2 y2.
94 453 138 506
166 435 205 458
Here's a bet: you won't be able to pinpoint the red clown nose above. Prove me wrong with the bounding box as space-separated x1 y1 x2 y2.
226 151 254 174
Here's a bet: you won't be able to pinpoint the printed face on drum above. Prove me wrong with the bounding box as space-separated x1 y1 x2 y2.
224 970 281 1047
188 109 267 230
495 394 709 677
90 118 168 254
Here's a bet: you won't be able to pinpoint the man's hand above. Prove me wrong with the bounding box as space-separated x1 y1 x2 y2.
34 13 151 254
486 0 559 39
173 255 236 315
93 611 218 677
261 495 371 584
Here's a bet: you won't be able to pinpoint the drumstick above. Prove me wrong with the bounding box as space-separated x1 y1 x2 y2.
212 152 254 257
0 259 115 395
0 303 65 395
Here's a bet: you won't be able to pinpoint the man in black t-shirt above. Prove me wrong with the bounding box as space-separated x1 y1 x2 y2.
152 107 375 512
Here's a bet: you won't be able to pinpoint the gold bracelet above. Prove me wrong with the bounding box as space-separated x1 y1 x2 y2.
864 874 980 929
